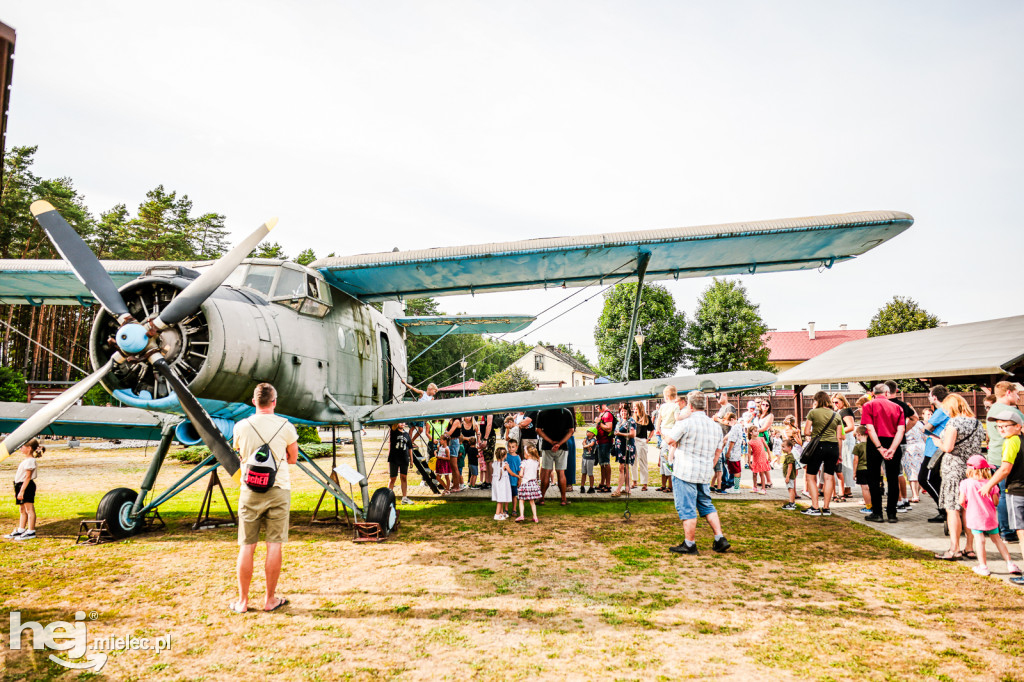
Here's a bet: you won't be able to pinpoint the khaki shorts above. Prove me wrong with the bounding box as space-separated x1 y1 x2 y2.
238 486 291 546
541 449 568 471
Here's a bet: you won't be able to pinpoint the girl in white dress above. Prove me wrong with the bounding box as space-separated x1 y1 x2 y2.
491 447 513 520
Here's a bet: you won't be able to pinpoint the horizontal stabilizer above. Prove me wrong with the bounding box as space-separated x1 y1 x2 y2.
350 371 775 425
394 314 535 336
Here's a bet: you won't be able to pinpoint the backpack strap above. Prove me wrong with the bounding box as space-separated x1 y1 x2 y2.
246 418 289 458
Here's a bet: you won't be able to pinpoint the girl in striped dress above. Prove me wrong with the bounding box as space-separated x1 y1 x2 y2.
515 444 542 523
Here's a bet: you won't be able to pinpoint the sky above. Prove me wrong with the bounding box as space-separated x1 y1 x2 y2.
2 1 1023 371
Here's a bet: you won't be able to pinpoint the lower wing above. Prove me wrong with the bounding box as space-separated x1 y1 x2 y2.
351 371 774 425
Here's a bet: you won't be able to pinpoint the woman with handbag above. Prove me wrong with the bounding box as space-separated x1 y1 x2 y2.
932 394 983 561
800 391 843 517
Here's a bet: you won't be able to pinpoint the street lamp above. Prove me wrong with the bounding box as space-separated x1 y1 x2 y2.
634 334 646 381
460 358 468 397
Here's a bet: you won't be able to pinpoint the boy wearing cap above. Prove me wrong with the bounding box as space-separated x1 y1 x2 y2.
984 381 1024 542
982 410 1024 584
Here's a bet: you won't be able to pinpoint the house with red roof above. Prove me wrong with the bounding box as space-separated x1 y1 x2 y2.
764 323 866 392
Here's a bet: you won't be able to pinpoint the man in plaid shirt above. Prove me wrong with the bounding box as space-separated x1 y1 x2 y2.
664 390 732 555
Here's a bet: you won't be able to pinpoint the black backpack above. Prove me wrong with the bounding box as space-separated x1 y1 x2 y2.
242 419 287 493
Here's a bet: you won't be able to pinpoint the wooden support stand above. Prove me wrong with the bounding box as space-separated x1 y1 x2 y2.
353 521 387 542
193 470 236 530
76 520 114 545
311 469 352 526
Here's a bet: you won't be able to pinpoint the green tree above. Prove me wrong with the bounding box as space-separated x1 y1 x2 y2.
91 204 130 259
867 296 943 391
594 283 687 379
252 241 288 259
0 367 28 402
193 212 230 259
685 278 774 374
295 248 317 266
867 296 940 337
477 366 536 395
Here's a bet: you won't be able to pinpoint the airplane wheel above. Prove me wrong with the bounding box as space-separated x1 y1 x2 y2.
366 488 398 536
97 488 140 538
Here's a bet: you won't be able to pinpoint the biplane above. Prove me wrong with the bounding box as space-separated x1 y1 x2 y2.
0 203 913 536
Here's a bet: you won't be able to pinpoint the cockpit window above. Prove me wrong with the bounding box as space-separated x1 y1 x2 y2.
242 265 277 296
275 267 306 299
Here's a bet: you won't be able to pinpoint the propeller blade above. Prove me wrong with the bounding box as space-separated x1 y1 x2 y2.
151 357 240 476
155 217 278 328
30 201 131 321
0 358 115 463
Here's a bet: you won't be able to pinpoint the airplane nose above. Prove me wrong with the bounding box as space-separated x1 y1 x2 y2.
116 323 150 354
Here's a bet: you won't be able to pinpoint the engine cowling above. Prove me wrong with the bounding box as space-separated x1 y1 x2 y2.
92 275 283 407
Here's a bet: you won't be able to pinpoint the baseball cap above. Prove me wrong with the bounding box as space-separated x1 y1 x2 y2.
994 411 1023 426
746 401 756 409
967 454 991 469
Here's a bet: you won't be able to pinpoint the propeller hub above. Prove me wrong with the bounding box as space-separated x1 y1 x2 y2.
115 323 150 354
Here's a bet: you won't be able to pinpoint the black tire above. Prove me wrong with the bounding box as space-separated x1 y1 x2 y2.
366 487 398 536
97 488 140 539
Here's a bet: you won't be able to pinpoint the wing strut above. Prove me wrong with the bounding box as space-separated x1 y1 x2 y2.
620 251 651 382
408 323 460 365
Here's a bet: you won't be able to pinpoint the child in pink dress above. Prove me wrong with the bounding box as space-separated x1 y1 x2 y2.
746 425 770 494
959 455 1019 576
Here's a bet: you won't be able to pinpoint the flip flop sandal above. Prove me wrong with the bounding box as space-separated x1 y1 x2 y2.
265 597 289 612
560 500 571 505
963 551 978 560
933 552 962 561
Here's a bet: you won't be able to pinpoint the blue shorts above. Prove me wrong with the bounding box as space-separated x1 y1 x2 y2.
672 479 716 521
597 442 612 466
971 528 998 536
469 464 479 477
511 486 518 498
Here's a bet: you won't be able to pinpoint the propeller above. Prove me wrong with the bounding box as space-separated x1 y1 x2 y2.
0 358 117 462
151 358 239 476
31 201 132 322
154 217 278 329
4 204 276 475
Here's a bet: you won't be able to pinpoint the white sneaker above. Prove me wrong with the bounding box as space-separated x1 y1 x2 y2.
972 565 991 576
3 530 24 539
401 497 413 505
14 531 35 541
494 514 503 520
1007 562 1021 575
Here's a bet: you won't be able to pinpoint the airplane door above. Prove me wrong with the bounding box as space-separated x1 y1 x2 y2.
379 331 394 404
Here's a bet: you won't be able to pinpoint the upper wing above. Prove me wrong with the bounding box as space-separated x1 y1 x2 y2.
0 259 184 305
351 371 774 425
314 210 913 301
0 403 175 441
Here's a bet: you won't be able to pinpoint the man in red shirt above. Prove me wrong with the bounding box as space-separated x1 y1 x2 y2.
860 383 907 523
596 404 615 493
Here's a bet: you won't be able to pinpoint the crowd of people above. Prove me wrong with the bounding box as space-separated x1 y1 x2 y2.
391 381 1024 578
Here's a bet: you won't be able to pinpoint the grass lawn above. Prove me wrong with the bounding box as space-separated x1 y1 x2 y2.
2 488 1023 681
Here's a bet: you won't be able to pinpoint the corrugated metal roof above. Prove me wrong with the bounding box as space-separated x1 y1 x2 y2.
774 316 1024 385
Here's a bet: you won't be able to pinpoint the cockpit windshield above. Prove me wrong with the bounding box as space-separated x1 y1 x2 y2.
195 260 332 316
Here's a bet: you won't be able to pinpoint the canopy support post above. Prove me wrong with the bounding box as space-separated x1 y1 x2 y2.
794 385 806 423
620 251 652 382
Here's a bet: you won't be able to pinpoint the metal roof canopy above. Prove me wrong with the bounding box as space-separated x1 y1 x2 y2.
775 315 1024 387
